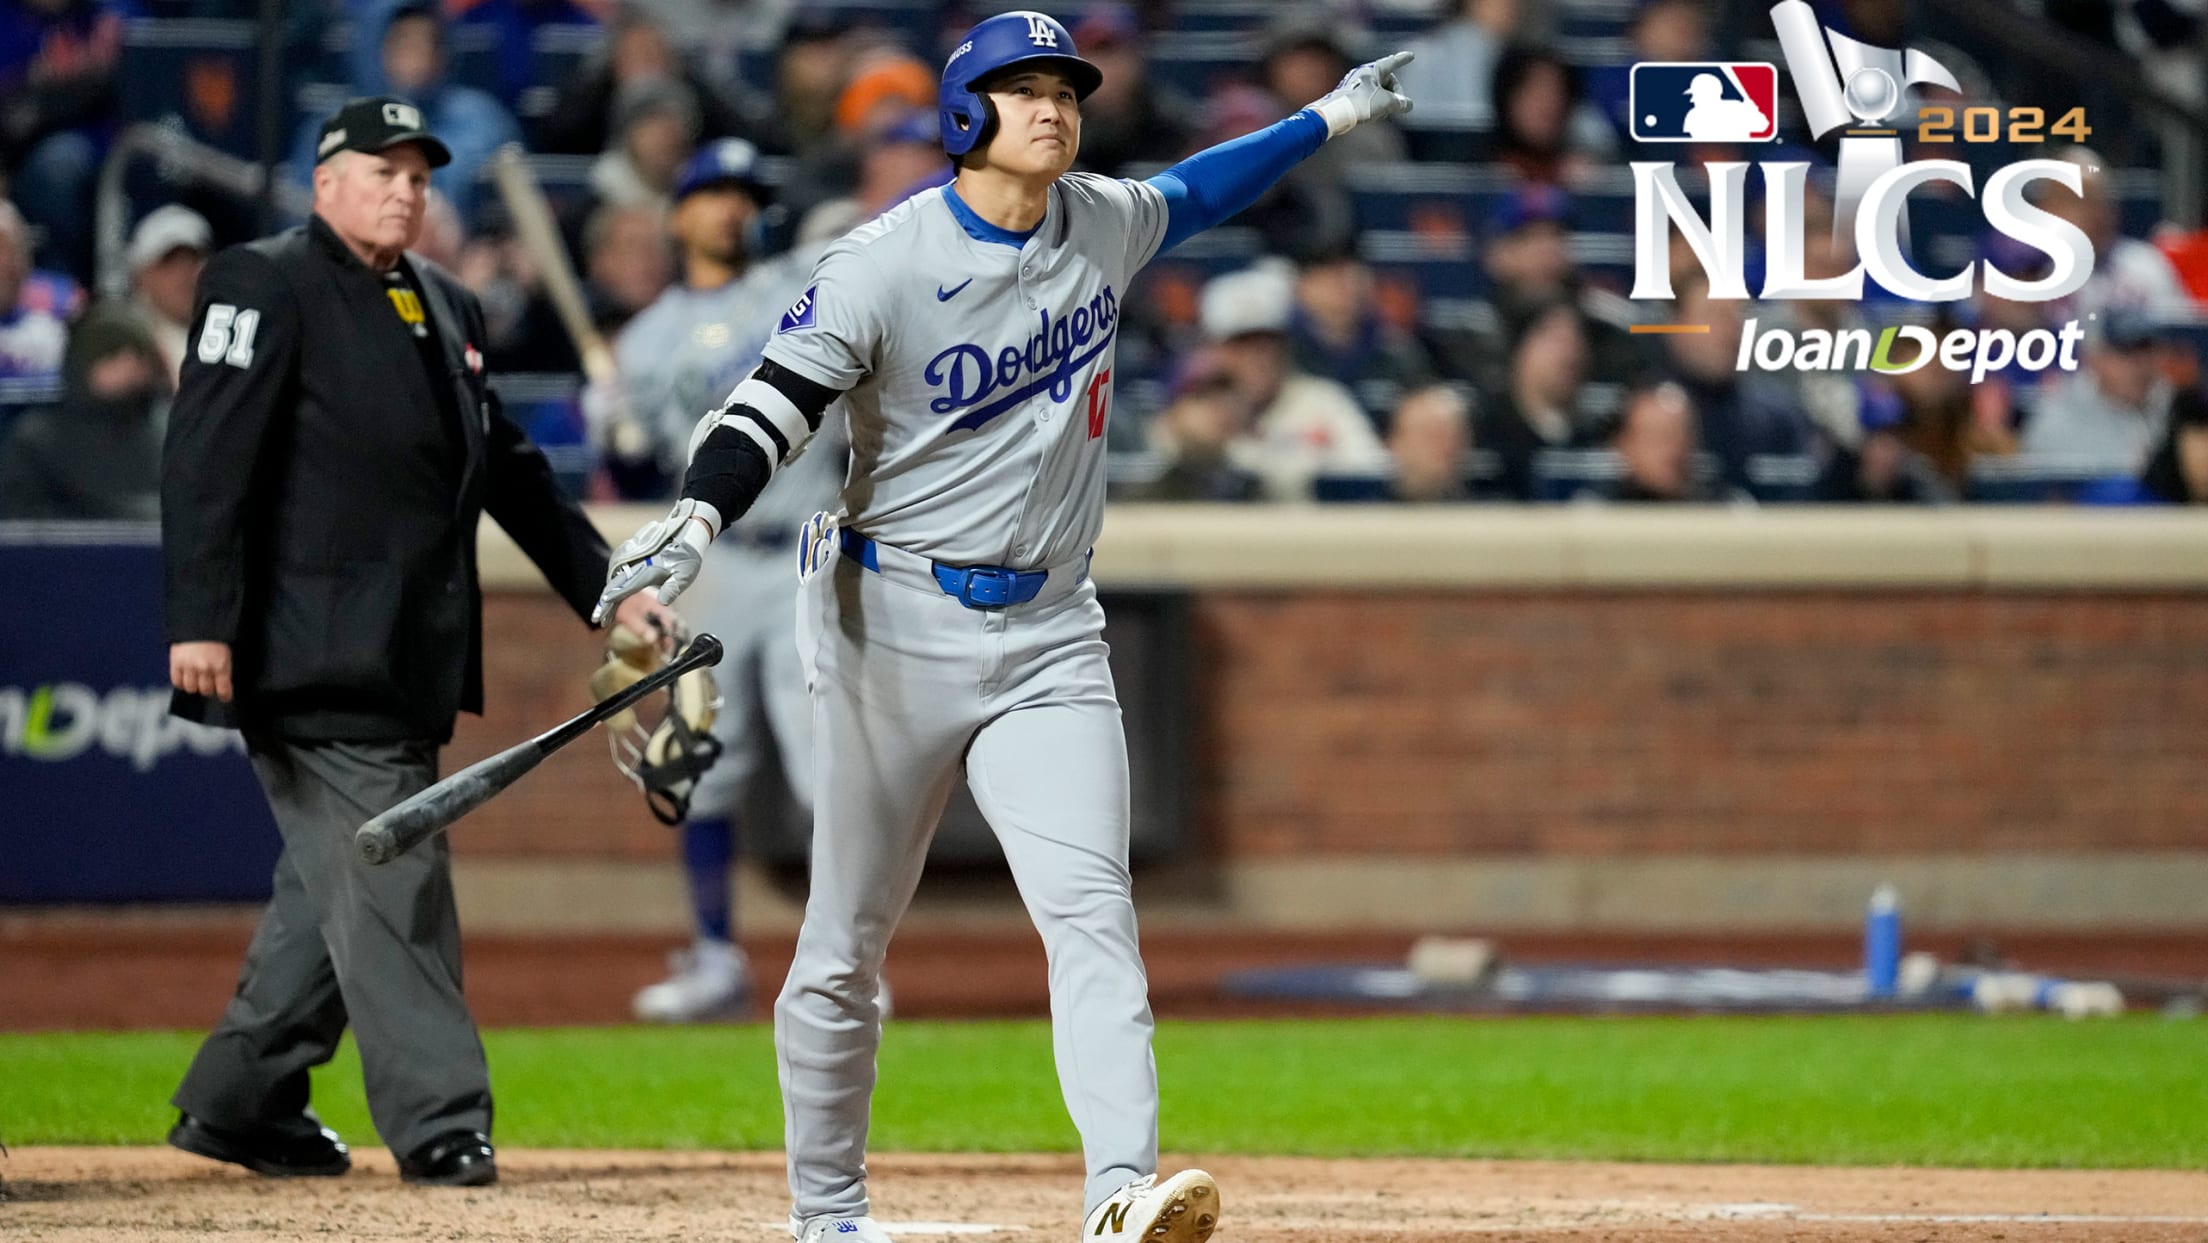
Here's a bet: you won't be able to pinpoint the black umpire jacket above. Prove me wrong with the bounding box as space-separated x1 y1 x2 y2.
162 214 608 742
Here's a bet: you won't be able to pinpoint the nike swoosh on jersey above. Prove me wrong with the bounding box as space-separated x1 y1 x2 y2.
936 279 974 302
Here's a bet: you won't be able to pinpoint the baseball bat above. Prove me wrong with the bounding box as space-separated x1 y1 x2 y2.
489 143 616 385
355 634 724 865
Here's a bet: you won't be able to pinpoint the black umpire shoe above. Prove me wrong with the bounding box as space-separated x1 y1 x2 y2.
398 1130 498 1187
167 1112 351 1177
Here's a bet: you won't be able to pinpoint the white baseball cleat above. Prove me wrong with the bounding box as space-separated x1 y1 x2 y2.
1081 1170 1221 1242
631 939 749 1022
789 1213 894 1242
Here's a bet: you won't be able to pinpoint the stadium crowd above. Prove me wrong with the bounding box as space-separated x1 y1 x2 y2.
2 0 2206 518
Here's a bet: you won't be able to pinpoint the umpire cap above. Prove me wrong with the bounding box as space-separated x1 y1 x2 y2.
939 11 1103 157
674 138 772 204
315 96 452 167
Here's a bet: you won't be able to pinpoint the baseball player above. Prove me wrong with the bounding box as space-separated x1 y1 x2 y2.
594 14 1413 1242
604 138 844 1022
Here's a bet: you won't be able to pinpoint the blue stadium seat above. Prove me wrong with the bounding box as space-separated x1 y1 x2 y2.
1149 36 1259 98
1361 230 1486 300
1964 454 2129 503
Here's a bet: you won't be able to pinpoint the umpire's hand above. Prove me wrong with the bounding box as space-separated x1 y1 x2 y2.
171 641 234 702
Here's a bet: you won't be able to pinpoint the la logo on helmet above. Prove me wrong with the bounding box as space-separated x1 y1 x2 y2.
1631 0 2096 305
1026 15 1059 46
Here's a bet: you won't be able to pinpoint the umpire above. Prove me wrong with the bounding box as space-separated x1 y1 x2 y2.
160 97 672 1186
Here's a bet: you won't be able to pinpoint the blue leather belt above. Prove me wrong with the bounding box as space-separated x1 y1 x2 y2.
839 528 1051 610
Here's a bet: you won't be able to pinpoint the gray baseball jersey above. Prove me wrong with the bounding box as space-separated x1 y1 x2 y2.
758 173 1168 568
754 173 1174 1230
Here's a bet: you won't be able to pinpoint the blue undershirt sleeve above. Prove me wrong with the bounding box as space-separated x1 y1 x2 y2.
1146 109 1330 256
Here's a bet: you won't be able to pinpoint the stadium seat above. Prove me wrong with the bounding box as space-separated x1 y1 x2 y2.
1964 454 2132 503
1149 35 1260 99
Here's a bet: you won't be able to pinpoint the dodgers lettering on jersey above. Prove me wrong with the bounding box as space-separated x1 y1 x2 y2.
925 285 1118 430
761 172 1169 570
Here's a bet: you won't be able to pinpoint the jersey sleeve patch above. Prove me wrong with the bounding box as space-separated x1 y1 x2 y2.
777 286 819 334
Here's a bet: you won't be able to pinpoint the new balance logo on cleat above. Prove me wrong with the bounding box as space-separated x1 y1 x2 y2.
1082 1171 1220 1242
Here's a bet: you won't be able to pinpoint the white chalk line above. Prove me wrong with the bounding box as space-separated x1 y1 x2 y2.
1702 1202 2208 1225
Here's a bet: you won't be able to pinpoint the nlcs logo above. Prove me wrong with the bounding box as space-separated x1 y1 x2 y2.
1630 64 1778 143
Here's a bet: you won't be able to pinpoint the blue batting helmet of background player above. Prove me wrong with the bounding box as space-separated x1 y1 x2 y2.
938 11 1104 157
674 138 772 203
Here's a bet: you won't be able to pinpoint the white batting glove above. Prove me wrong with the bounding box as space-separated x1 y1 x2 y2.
1310 50 1415 138
593 497 721 624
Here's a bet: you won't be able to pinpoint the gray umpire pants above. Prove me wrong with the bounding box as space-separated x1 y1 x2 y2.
777 531 1157 1226
172 736 492 1157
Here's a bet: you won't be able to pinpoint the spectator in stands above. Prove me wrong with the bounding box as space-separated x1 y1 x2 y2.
589 76 701 209
1660 276 1813 493
1476 298 1589 501
1071 4 1196 177
1885 310 2014 490
0 202 68 385
1600 381 1733 503
2141 386 2208 504
582 199 672 338
291 0 519 223
2023 309 2177 477
1966 232 2062 435
1456 184 1639 395
125 205 210 389
0 0 127 279
1197 83 1355 259
1395 0 1519 141
1128 351 1264 503
1387 384 1476 503
630 0 793 85
776 45 938 249
539 6 768 158
2032 147 2197 318
1489 44 1611 188
1261 16 1406 172
772 9 848 158
1756 176 1869 452
1587 0 1708 145
795 109 948 246
1813 385 1955 504
1199 262 1387 501
1289 240 1435 430
0 301 166 520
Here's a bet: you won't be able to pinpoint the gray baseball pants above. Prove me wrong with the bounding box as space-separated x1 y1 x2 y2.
776 529 1157 1226
172 736 492 1157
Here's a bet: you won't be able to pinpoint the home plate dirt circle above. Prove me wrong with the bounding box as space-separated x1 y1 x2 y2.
6 1148 2205 1241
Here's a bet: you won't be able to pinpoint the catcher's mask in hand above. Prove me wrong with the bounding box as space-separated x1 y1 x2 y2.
590 619 723 824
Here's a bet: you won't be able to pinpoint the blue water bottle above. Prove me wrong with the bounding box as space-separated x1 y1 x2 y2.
1864 884 1902 1000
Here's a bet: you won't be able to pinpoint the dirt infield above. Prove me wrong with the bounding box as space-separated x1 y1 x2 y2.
7 1148 2207 1241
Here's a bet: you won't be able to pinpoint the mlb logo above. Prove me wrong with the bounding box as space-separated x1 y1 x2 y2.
1629 63 1779 143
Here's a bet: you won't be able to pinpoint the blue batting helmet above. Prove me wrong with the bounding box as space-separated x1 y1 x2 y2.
938 11 1103 157
673 138 770 203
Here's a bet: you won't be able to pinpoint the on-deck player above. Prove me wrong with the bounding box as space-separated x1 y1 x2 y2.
604 138 845 1023
593 13 1413 1242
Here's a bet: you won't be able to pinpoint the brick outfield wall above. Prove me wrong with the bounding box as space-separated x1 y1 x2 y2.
455 591 2208 861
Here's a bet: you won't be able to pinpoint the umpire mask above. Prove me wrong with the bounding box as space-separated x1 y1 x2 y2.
590 620 723 825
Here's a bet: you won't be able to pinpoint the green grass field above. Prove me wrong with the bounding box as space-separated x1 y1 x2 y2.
5 1016 2201 1169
